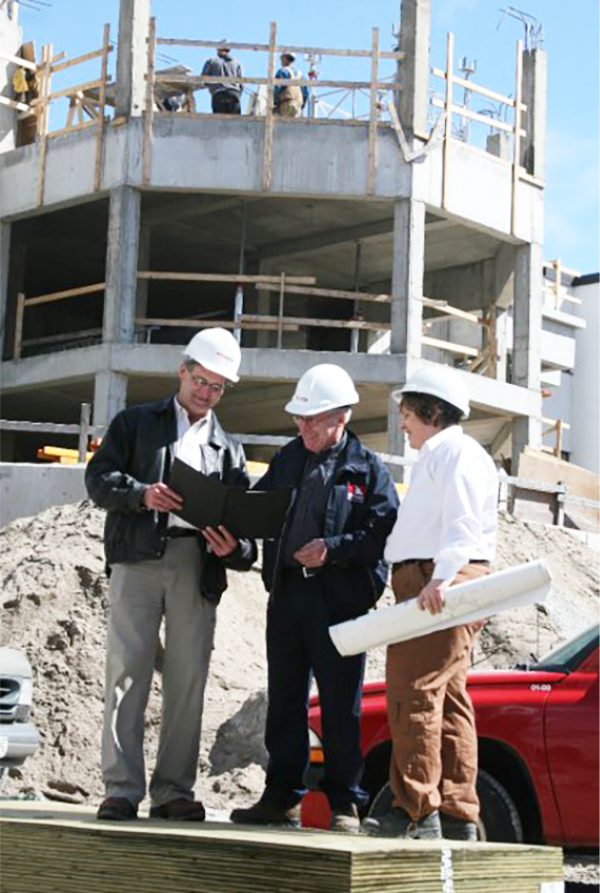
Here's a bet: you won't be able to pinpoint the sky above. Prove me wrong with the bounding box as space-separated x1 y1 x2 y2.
13 0 600 274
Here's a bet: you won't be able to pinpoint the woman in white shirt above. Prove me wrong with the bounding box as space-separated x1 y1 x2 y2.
363 366 498 842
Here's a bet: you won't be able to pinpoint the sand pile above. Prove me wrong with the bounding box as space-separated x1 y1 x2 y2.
1 501 597 811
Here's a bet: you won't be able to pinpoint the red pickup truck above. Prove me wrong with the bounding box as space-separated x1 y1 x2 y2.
302 624 599 846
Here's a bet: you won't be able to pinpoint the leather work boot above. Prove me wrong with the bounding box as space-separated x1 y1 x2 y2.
441 813 478 841
230 797 301 828
96 797 138 821
329 804 360 834
149 798 206 821
362 807 442 840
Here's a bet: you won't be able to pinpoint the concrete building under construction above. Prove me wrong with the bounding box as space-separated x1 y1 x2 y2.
0 0 578 474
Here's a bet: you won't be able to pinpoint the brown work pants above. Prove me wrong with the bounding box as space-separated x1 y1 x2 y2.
386 560 490 823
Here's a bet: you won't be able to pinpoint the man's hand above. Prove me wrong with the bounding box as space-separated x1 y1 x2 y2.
293 538 328 569
143 482 183 513
201 525 239 557
417 578 450 615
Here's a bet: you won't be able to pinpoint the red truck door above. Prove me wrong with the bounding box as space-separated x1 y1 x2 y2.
543 647 599 846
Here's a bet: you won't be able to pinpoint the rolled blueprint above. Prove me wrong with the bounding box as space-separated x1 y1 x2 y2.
329 559 551 657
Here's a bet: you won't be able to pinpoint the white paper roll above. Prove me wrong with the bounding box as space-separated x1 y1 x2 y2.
329 559 552 657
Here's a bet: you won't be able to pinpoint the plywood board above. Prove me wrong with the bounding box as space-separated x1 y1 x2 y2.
0 801 563 893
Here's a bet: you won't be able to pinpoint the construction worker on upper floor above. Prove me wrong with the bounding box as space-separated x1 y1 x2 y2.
202 40 244 114
274 52 309 117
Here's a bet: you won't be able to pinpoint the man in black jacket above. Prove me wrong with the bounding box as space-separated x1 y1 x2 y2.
230 364 398 833
86 328 256 822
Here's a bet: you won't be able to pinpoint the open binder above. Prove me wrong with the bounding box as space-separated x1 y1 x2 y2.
169 458 292 539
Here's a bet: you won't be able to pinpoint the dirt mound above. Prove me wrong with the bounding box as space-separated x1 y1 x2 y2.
1 501 598 810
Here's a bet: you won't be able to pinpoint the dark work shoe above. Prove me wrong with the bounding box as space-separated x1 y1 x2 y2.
149 798 206 821
441 813 478 841
230 798 301 828
96 797 138 821
362 807 442 840
330 804 360 834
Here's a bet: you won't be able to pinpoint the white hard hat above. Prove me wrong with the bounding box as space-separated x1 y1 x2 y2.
183 328 241 383
393 365 470 419
285 364 359 416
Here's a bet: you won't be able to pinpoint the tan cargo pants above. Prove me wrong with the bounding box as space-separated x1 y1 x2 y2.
386 559 490 823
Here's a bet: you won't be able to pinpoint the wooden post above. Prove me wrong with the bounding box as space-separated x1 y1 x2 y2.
367 27 380 194
554 418 563 458
13 292 25 359
142 17 156 186
78 402 92 462
511 40 524 235
94 23 111 191
277 271 285 349
262 21 277 192
441 32 454 210
37 44 53 206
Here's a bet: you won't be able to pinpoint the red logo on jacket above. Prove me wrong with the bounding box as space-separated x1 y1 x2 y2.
346 482 367 501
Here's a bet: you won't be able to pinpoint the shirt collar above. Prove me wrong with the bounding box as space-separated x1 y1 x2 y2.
421 424 463 455
174 398 211 430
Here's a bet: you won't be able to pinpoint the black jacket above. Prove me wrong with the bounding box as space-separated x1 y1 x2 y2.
85 396 257 603
258 430 399 622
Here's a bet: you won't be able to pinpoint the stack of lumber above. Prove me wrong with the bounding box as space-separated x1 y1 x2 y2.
0 802 563 893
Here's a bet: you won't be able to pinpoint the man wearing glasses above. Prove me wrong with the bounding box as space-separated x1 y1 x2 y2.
86 328 256 822
231 364 398 833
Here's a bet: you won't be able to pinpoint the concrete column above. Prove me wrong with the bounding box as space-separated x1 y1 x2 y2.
3 239 25 360
103 186 141 344
390 198 425 357
387 389 418 483
521 49 547 178
116 0 151 118
511 242 543 467
93 369 127 427
397 0 431 137
0 5 21 153
0 221 10 354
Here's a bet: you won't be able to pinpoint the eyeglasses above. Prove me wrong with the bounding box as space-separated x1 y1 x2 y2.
293 411 338 428
188 372 226 395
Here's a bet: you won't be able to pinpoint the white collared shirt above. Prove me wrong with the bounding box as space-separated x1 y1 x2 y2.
384 426 498 581
167 400 211 529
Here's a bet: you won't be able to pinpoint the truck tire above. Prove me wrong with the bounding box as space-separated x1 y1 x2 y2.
477 769 524 843
367 770 523 843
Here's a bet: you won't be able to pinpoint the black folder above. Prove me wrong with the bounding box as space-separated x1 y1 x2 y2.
169 458 292 539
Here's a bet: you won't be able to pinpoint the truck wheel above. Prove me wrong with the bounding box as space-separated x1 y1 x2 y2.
367 781 393 818
477 769 524 843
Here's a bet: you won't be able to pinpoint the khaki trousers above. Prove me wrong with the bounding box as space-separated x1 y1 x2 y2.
102 538 216 808
386 560 490 823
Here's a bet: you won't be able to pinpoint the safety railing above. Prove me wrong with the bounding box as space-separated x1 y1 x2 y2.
430 33 536 234
144 20 404 192
12 271 486 364
1 24 114 203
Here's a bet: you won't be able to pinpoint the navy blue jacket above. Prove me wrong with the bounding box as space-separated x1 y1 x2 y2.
257 430 399 622
85 396 257 603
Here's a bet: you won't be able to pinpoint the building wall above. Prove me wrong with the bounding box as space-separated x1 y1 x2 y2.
570 278 600 473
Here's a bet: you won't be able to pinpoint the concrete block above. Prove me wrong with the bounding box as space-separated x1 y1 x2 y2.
0 462 86 527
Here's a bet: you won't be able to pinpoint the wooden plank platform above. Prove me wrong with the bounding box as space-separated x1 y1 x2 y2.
0 801 564 893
